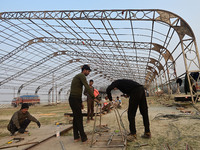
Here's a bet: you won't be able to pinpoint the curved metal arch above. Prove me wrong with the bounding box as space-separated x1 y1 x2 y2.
1 50 118 87
55 73 111 102
0 9 199 71
17 61 81 95
71 51 164 77
0 50 84 86
94 64 161 88
1 9 199 102
0 9 196 38
36 66 113 95
35 60 157 94
0 37 175 84
1 44 167 86
54 68 153 100
35 66 80 93
45 65 155 101
0 10 198 56
145 66 158 84
96 68 148 79
0 37 175 65
18 60 165 97
35 66 82 94
79 55 164 85
46 70 110 102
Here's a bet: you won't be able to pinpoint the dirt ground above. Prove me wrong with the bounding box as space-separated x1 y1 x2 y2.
1 95 200 149
82 95 200 150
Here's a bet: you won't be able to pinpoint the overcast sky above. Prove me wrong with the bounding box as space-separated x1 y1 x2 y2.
0 0 200 103
1 0 200 50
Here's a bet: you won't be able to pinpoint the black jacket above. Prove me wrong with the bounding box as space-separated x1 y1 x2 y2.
106 79 142 101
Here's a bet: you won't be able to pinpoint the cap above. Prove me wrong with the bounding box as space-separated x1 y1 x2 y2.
82 64 91 71
21 103 29 110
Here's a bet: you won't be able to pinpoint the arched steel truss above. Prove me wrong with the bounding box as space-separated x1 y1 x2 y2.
0 9 199 103
16 53 165 94
0 37 173 89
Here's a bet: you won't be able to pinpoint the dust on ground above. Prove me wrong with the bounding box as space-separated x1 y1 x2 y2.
1 95 200 149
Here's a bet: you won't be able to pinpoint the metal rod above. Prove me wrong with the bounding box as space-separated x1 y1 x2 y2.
114 108 124 141
96 139 123 142
134 143 148 148
91 145 125 148
59 141 66 150
90 103 99 147
99 103 102 126
107 134 114 145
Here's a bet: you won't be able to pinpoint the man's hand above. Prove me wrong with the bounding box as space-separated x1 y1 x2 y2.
18 128 25 133
81 103 84 109
94 99 100 103
36 121 41 128
124 94 129 98
109 101 113 106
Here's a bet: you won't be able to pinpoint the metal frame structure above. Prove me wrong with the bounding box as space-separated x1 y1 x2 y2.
0 9 199 103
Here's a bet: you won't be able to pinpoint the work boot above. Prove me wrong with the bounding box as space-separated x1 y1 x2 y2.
141 132 151 139
10 131 15 136
127 133 137 142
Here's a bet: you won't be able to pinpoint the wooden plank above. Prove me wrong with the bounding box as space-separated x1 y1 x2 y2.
0 125 72 150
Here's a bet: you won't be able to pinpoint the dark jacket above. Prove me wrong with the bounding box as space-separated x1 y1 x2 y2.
70 73 95 99
8 110 38 129
106 79 142 101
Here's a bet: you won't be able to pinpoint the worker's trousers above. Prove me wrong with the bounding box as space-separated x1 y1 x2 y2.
69 96 87 142
128 86 150 134
87 99 94 120
7 119 31 134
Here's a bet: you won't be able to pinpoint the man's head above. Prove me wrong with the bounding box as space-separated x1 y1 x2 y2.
81 64 91 76
117 96 119 100
20 103 29 113
89 79 94 86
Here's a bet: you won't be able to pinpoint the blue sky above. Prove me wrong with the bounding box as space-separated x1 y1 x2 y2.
1 0 200 49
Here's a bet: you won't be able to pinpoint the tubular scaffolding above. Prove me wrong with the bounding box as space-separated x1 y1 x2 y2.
0 9 199 103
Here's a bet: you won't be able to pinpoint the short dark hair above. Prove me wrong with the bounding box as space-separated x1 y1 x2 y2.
21 103 29 110
89 79 94 82
81 64 91 72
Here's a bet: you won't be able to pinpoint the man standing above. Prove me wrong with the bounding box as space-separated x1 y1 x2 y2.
84 79 94 123
69 65 95 143
106 79 151 141
7 103 41 135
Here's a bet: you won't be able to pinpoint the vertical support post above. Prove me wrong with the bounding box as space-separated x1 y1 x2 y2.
159 75 164 92
155 77 158 96
180 39 195 103
90 103 99 147
52 73 54 104
56 84 58 104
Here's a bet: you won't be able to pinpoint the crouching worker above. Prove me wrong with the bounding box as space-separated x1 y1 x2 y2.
7 103 41 135
106 79 151 141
